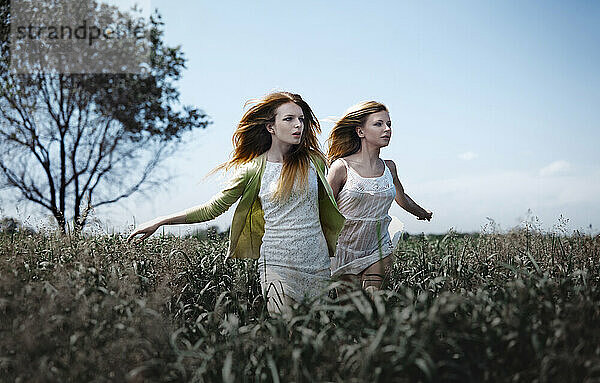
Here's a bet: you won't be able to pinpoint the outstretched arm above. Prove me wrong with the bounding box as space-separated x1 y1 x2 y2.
127 166 249 243
127 210 188 243
385 160 432 221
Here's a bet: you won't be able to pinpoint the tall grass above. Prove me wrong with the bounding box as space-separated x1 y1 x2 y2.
1 224 599 382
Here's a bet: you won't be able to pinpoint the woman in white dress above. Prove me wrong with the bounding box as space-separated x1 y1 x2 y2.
128 92 345 314
326 101 432 293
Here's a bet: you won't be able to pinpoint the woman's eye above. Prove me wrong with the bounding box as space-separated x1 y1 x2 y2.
375 122 382 126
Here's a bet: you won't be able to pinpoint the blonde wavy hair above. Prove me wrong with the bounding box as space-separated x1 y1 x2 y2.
326 101 388 164
217 91 326 200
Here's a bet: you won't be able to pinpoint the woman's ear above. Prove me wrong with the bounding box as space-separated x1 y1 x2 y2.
266 122 275 134
355 125 365 138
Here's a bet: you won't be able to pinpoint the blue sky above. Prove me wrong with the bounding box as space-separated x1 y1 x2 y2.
3 1 599 234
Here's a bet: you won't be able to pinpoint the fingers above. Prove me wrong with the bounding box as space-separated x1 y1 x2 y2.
127 232 136 243
127 229 144 243
127 229 152 243
139 232 151 242
417 211 433 221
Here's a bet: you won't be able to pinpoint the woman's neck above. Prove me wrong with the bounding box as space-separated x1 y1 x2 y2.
355 141 381 168
266 139 292 163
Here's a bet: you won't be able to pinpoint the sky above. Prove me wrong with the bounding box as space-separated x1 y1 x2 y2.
2 0 599 235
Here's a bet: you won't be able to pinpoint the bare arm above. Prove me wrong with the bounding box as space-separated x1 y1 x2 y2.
127 211 189 243
385 160 432 221
326 159 347 201
127 166 249 243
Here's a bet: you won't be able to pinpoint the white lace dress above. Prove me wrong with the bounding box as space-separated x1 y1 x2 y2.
331 158 397 277
258 161 331 306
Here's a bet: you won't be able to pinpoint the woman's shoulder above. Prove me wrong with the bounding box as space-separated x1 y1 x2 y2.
329 157 347 171
247 154 265 168
383 159 397 172
383 159 399 182
340 153 363 167
231 154 265 180
327 158 348 181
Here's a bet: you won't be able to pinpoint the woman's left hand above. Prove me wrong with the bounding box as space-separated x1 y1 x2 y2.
417 210 433 221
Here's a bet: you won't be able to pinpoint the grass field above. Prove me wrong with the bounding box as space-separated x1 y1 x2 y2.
1 223 599 382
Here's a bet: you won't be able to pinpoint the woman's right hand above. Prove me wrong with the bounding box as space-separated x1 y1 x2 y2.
127 217 163 243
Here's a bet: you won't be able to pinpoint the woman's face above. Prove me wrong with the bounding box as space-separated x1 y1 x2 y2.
267 102 304 146
357 110 392 148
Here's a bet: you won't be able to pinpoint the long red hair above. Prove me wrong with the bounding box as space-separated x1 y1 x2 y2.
218 92 326 200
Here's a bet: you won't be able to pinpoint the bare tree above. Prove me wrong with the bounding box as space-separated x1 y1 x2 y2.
0 0 211 233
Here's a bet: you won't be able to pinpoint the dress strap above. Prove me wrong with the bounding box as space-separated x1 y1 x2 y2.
382 159 395 180
338 158 352 181
338 157 350 170
381 159 390 174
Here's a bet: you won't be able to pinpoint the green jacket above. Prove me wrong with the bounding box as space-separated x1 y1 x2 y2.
185 153 346 260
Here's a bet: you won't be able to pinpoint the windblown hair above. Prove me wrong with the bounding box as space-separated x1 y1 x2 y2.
327 101 388 165
217 91 326 200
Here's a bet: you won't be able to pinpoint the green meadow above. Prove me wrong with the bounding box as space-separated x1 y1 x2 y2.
1 224 599 382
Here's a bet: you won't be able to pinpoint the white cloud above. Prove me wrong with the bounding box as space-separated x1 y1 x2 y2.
458 151 478 161
539 160 571 177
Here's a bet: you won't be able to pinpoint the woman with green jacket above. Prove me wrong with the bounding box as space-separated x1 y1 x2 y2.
128 92 344 314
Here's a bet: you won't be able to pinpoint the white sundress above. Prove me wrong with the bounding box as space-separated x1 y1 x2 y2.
257 161 331 306
331 158 397 277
